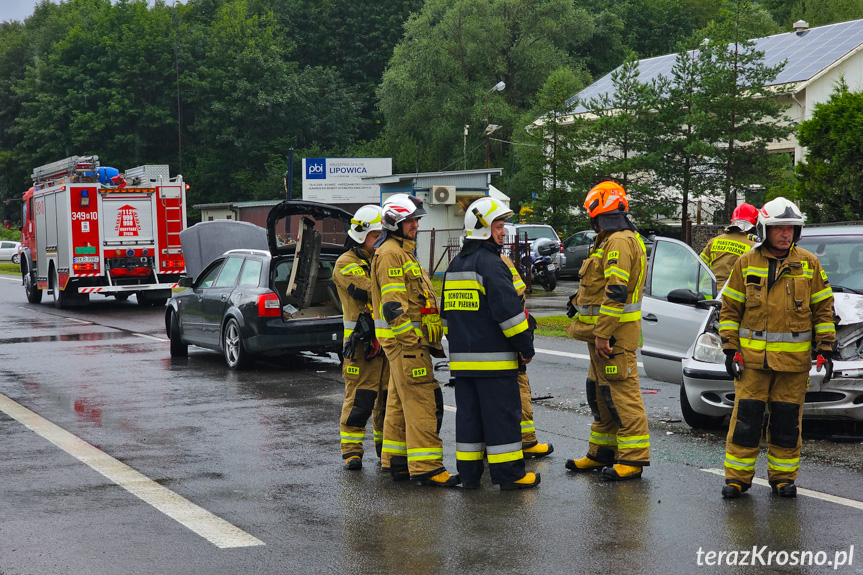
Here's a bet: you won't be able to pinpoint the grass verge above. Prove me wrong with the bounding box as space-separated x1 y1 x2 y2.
534 314 571 338
0 264 18 275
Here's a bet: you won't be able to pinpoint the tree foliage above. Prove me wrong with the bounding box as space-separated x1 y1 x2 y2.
796 80 863 222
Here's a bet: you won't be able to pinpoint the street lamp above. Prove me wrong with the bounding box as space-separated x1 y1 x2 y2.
485 81 506 168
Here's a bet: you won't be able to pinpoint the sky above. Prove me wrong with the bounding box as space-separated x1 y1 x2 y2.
0 0 46 23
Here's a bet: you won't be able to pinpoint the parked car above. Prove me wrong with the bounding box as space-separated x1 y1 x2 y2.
165 200 351 369
561 230 654 278
0 240 20 264
504 223 565 278
641 227 863 429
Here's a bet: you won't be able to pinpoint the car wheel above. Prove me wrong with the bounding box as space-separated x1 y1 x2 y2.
169 311 188 357
23 265 42 304
223 318 253 370
680 382 726 430
12 253 19 264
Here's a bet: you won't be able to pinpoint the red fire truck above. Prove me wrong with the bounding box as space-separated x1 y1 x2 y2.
20 155 187 308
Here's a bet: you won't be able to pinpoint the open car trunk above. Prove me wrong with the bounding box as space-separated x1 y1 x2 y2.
266 200 353 322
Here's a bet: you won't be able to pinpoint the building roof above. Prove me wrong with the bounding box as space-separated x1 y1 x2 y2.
567 18 863 114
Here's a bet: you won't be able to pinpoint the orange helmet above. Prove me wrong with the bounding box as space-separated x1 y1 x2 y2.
584 181 628 218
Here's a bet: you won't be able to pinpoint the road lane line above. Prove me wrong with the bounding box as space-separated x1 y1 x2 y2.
1 276 18 282
443 405 457 413
0 392 265 548
701 468 863 511
134 333 169 342
535 347 644 368
65 317 92 325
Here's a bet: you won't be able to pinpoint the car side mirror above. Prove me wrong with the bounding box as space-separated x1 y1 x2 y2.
178 276 193 288
667 288 704 305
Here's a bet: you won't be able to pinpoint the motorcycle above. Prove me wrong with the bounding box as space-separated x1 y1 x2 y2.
530 238 558 292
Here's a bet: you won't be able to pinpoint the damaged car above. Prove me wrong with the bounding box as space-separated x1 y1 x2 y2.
165 200 352 369
641 227 863 429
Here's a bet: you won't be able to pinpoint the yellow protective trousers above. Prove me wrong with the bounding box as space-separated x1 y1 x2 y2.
724 368 808 488
517 371 538 447
380 344 445 480
340 354 389 460
584 343 650 466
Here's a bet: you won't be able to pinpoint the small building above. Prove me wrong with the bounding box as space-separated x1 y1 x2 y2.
362 168 507 274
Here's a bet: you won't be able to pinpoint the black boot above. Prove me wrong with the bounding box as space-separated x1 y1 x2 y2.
771 481 797 498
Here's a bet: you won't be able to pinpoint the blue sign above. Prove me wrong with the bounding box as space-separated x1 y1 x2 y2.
306 158 326 180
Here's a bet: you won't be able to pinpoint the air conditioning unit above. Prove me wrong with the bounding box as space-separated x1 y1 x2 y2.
430 185 456 205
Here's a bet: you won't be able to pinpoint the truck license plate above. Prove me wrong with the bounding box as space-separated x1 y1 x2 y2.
73 256 99 263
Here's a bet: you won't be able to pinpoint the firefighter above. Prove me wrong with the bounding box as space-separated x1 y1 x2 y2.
564 181 649 481
334 205 390 471
718 197 834 499
700 203 760 287
371 194 459 487
442 197 539 490
499 253 554 459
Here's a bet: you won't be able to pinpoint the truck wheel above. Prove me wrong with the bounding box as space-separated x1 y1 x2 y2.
52 267 69 310
169 312 188 357
23 266 42 304
223 318 253 370
680 382 726 430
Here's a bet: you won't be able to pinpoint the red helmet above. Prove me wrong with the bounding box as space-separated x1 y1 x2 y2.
731 203 758 225
584 181 628 218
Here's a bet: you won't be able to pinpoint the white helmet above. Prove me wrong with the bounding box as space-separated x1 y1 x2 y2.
756 196 804 243
348 205 383 243
464 197 513 240
381 194 426 231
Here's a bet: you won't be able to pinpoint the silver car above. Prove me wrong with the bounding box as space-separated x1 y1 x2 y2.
504 223 566 278
641 228 863 429
0 240 20 264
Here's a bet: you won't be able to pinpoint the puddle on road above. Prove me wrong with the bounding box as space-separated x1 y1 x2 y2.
0 331 131 345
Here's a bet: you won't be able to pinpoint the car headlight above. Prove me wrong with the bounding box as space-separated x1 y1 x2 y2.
693 332 724 363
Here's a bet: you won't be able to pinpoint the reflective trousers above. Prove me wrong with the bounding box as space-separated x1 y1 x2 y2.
380 343 445 480
584 343 650 466
454 375 525 485
724 368 808 487
339 354 389 459
518 371 538 447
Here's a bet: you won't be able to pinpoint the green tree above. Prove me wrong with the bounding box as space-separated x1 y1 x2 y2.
378 0 594 174
692 0 791 222
795 81 863 222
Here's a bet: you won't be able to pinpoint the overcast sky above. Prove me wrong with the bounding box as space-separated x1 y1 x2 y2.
1 0 45 23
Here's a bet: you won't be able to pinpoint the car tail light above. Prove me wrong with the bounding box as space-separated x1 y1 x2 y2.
257 292 281 317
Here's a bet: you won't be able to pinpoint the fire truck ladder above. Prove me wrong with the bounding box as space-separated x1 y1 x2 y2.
32 156 99 184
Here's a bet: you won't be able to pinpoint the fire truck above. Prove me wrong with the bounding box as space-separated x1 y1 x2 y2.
20 155 187 308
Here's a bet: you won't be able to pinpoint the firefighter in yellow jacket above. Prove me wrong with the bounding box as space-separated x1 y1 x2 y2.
564 181 649 481
334 205 390 471
371 194 459 487
719 197 835 499
500 253 554 459
700 203 759 287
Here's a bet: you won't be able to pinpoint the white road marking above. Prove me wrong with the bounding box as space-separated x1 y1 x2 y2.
702 468 863 511
443 405 457 413
65 317 92 325
1 276 19 282
535 347 644 368
0 392 265 548
134 333 169 342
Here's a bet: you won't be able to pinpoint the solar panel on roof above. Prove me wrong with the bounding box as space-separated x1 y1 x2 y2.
567 18 863 114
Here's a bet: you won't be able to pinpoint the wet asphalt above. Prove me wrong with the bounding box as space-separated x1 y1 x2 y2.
0 275 861 575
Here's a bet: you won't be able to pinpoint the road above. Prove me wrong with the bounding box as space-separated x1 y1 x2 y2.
0 275 861 575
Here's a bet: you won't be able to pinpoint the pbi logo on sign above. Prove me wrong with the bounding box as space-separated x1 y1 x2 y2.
306 158 326 180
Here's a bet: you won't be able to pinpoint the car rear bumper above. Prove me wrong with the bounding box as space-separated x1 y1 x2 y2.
682 358 863 421
245 317 342 355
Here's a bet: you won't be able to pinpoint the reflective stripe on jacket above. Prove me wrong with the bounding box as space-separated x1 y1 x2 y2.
442 242 534 377
719 243 835 372
370 236 441 352
334 248 373 338
573 229 646 350
699 230 757 287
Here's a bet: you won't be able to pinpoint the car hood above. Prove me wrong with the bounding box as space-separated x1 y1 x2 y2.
179 220 268 281
266 200 353 256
